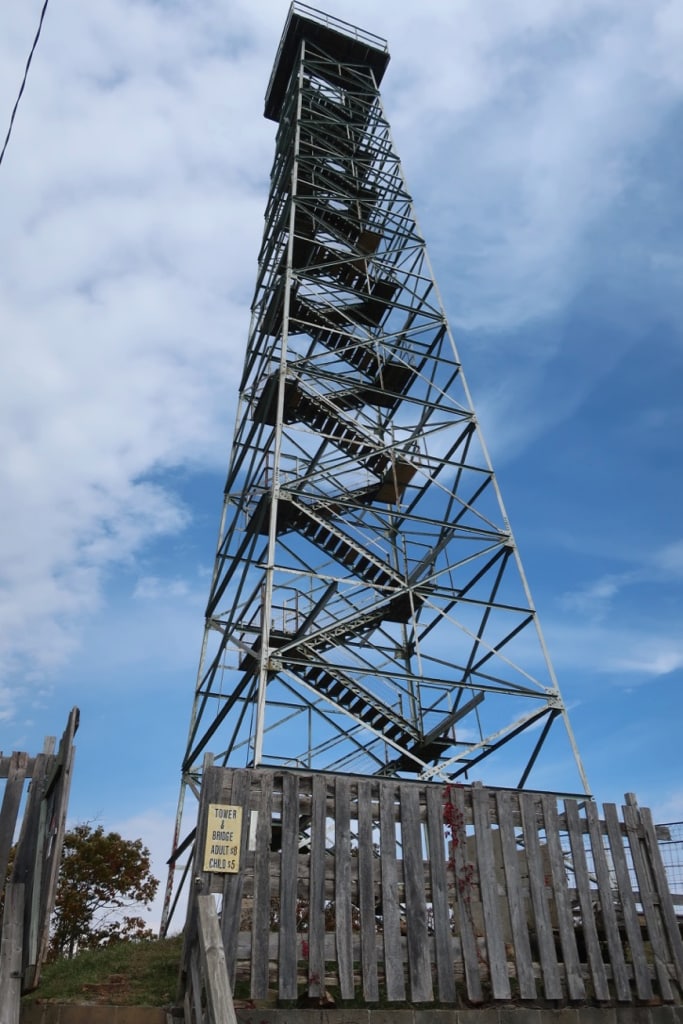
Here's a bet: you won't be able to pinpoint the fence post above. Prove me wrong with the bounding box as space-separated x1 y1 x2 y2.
0 882 24 1024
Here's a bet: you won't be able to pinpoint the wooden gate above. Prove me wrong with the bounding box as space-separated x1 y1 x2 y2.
185 766 683 1008
0 706 79 1018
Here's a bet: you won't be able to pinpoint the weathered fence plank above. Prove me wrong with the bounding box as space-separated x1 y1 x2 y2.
564 798 610 1001
250 770 273 999
520 791 562 1000
425 784 456 1003
308 773 327 999
379 779 405 1001
542 794 585 1001
400 782 433 1002
357 777 379 1002
497 789 536 999
11 747 51 985
181 755 216 999
585 797 631 1001
450 784 483 1003
472 785 510 999
603 801 653 1001
0 883 24 1024
0 753 28 890
197 894 238 1024
278 771 300 1000
334 775 354 999
622 798 673 1000
220 767 251 985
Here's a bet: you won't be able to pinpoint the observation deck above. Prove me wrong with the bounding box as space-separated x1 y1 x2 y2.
264 1 390 122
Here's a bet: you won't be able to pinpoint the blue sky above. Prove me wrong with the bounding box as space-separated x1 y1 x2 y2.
1 0 682 927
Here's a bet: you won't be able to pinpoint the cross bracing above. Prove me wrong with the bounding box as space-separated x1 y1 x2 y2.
165 2 589 930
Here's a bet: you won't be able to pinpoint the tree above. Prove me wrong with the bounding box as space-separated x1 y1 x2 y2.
49 823 159 959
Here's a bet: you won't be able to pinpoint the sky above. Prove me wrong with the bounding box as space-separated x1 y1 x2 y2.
1 0 682 930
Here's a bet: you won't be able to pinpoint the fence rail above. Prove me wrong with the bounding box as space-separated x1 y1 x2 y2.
183 767 683 1009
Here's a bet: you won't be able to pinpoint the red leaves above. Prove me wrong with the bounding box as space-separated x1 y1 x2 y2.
48 823 159 959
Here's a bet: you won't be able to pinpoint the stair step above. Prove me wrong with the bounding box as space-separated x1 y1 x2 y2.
290 657 420 751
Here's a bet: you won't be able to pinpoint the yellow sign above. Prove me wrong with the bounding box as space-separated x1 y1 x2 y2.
203 803 243 873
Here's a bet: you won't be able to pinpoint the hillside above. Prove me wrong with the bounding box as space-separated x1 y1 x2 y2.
21 936 183 1008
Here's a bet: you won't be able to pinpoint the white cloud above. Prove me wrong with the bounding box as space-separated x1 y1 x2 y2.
383 0 683 332
652 539 683 577
560 575 628 621
1 0 681 746
133 576 191 601
547 618 683 684
0 0 273 702
608 647 683 678
557 535 683 624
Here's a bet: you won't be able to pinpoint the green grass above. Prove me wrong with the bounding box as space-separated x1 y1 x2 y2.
22 935 184 1007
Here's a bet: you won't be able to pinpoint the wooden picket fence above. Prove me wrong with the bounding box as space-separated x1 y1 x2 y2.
0 707 79 1023
183 766 683 1011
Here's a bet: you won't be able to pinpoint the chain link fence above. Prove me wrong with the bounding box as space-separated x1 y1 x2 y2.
658 821 683 913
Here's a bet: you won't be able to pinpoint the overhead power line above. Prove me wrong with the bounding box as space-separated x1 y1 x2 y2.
0 0 51 169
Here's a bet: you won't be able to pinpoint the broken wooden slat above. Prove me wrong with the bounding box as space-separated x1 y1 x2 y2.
197 894 238 1024
0 757 36 780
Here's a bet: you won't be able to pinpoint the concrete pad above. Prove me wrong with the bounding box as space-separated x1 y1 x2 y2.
413 1010 459 1024
573 1008 616 1024
457 1008 501 1024
21 1007 168 1024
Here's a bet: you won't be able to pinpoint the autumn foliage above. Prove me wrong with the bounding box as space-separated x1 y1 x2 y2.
49 823 159 959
